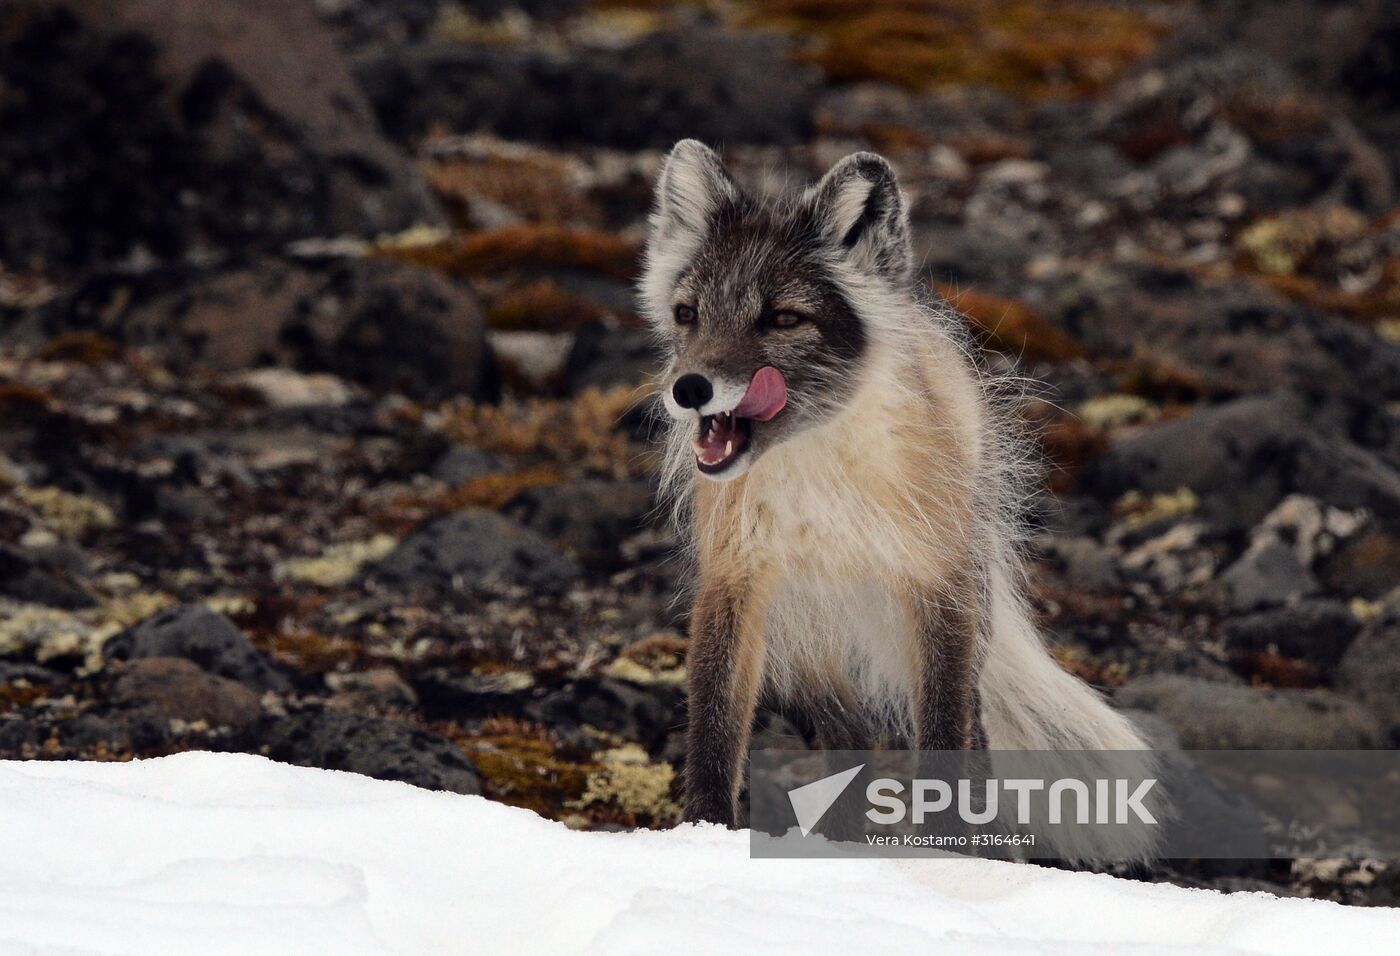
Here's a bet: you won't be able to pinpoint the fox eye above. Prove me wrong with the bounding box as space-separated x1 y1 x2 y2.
674 304 697 325
768 310 806 329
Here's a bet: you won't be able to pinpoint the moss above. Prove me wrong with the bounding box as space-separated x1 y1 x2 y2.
400 465 563 515
486 279 608 332
1050 645 1126 688
437 386 653 479
937 284 1086 362
425 155 599 227
571 743 681 825
735 0 1162 100
1114 487 1199 531
276 535 399 587
1077 393 1159 431
375 225 639 282
15 485 116 537
0 681 48 713
36 331 120 365
0 382 54 421
264 630 362 674
604 633 688 686
463 729 592 817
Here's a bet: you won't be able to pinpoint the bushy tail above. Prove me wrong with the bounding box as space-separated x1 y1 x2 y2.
979 561 1145 750
978 561 1161 862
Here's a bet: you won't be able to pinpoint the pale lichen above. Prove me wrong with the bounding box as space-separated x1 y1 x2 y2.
15 486 116 537
275 536 399 587
571 743 680 823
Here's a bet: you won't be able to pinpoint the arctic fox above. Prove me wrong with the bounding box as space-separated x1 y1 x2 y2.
640 141 1149 832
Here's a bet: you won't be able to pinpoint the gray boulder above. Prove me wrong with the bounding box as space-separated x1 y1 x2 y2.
1116 674 1384 749
1336 591 1400 736
367 509 581 592
104 605 291 693
1082 393 1400 534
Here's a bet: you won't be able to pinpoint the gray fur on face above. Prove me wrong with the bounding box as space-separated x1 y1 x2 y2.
645 141 914 467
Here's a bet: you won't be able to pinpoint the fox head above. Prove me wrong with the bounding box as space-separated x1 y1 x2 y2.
640 140 914 482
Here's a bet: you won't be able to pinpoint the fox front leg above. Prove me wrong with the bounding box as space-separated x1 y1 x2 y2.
910 579 983 752
683 579 766 827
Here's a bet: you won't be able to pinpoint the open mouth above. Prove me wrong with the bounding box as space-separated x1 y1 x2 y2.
685 366 787 476
692 411 752 474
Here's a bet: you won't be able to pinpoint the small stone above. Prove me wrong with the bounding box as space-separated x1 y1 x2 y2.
111 658 262 731
1220 540 1319 612
104 605 292 693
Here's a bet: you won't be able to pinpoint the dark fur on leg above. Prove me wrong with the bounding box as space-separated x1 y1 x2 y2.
683 578 766 827
911 575 985 752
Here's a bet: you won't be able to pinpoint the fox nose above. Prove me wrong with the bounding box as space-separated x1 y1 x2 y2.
672 373 713 410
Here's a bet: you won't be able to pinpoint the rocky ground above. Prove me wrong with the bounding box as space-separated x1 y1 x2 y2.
3 0 1400 904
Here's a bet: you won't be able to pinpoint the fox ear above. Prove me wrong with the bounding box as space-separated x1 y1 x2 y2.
806 153 912 282
650 140 741 252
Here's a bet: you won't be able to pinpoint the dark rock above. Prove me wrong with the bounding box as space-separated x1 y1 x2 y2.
1318 528 1400 600
104 605 292 693
1220 600 1361 673
0 0 441 275
1038 535 1120 593
0 545 94 609
430 446 504 485
412 667 537 723
1115 674 1384 749
1051 266 1400 401
1219 540 1319 611
257 710 479 795
24 257 494 400
505 479 653 571
1336 591 1400 736
111 657 262 730
367 509 581 592
1081 393 1400 534
564 325 657 394
526 677 680 753
47 709 174 755
354 28 816 149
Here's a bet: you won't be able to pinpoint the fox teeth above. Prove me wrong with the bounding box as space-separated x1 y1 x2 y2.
724 440 733 457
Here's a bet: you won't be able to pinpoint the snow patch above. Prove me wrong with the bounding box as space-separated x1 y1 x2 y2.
0 752 1395 954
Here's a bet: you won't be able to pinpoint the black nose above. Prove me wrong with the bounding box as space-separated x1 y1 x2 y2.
672 373 713 410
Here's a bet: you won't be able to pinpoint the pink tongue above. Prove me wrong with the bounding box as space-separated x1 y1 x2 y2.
733 366 787 422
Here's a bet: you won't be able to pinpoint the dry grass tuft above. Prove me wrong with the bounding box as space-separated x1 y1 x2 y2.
438 386 654 478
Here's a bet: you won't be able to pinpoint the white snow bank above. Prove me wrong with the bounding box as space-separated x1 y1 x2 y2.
0 753 1394 955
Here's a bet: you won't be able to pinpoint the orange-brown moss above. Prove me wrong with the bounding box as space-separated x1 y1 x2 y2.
402 464 564 514
0 682 49 713
739 0 1163 100
264 629 362 674
938 283 1087 362
0 381 54 421
486 278 609 332
36 331 120 365
425 156 600 227
1238 651 1316 690
376 225 639 282
461 731 593 817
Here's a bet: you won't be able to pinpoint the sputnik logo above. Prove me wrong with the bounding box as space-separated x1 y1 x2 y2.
786 764 864 837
